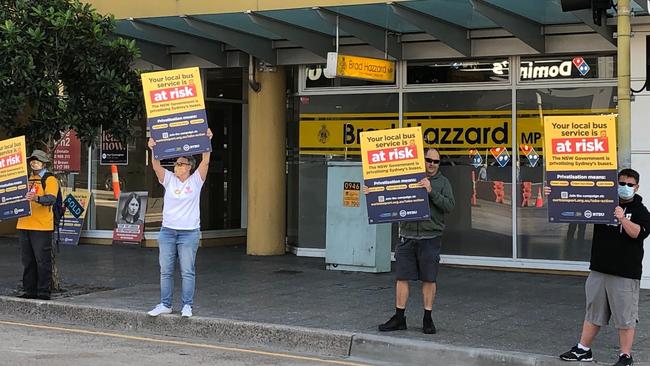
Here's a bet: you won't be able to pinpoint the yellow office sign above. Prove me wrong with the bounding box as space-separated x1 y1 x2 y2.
325 52 395 83
299 113 544 155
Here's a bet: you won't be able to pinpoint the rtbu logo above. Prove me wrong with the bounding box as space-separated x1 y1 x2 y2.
150 85 196 103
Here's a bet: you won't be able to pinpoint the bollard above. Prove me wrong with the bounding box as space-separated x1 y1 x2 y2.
522 181 532 207
535 186 544 208
111 165 120 199
471 171 477 206
493 181 504 204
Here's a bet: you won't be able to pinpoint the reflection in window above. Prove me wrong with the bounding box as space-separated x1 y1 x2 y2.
519 55 616 82
405 90 513 257
293 94 399 249
407 59 509 84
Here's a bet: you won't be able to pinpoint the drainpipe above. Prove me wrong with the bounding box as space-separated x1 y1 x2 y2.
249 54 261 93
617 0 631 168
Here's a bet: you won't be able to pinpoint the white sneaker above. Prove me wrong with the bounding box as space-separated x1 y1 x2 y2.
181 304 192 318
147 304 172 317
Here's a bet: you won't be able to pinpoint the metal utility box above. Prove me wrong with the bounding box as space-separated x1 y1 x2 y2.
325 162 391 273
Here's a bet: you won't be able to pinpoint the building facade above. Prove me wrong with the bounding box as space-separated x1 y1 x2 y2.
64 0 650 287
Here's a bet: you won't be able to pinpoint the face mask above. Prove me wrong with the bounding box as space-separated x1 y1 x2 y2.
618 185 635 200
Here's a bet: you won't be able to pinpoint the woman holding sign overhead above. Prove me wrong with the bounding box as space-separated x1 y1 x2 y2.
146 128 212 318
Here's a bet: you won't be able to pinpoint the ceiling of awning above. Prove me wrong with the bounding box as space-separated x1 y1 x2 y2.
112 0 649 68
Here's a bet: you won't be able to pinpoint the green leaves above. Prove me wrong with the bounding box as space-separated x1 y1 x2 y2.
26 27 45 42
2 20 16 32
0 0 144 148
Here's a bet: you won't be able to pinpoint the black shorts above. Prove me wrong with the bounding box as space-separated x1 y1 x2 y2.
395 237 442 282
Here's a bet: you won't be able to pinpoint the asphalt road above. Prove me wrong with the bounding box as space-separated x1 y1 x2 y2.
0 317 378 366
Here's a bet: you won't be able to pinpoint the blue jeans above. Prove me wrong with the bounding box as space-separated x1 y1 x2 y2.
158 227 200 308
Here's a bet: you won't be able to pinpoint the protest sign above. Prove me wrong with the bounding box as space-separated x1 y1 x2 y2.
141 67 212 160
360 127 430 224
543 115 618 224
0 136 30 220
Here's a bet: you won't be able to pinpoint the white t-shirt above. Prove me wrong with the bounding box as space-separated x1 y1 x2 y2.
161 170 204 230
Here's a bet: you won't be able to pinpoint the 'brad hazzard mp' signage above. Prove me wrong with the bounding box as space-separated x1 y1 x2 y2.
324 52 395 83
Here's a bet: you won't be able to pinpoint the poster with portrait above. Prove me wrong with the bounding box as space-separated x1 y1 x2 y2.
543 115 618 224
112 191 148 244
0 136 31 220
360 127 430 224
140 67 212 160
54 189 91 246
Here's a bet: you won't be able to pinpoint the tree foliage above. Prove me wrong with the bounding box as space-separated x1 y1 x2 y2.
0 0 143 150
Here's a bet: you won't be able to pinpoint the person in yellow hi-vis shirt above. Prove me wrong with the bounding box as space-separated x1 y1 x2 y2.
16 150 59 300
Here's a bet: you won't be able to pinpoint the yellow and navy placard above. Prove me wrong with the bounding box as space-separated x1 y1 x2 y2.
360 127 430 224
543 115 618 224
0 136 30 220
141 67 211 160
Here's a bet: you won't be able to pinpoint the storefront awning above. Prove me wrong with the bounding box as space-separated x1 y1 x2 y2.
107 0 649 68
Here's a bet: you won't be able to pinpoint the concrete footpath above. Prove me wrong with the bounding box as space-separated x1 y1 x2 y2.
0 238 648 366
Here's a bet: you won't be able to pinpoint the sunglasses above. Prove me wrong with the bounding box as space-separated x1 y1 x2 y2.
618 182 636 187
425 158 440 164
174 162 191 167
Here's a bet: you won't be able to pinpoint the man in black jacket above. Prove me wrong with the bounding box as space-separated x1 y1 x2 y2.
376 148 455 335
559 169 650 366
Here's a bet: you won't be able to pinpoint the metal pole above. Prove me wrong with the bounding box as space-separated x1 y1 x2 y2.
510 56 520 260
617 0 632 168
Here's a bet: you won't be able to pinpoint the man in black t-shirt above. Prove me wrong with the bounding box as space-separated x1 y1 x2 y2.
559 169 650 366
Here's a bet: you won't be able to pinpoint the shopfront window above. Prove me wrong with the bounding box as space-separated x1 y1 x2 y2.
515 87 616 261
293 57 617 265
293 93 399 249
85 122 148 231
404 90 513 257
406 59 509 85
84 68 244 233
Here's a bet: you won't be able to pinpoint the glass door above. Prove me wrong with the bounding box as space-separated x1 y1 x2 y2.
515 87 616 261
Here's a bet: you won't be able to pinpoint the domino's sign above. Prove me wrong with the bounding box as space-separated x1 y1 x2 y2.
502 57 592 80
572 57 590 76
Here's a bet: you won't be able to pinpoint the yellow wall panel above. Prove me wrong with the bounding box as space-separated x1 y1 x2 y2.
86 0 398 19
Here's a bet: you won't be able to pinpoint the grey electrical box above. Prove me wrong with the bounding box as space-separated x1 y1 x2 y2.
325 161 391 273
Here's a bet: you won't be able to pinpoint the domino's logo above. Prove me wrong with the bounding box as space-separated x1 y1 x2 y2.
572 57 590 76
